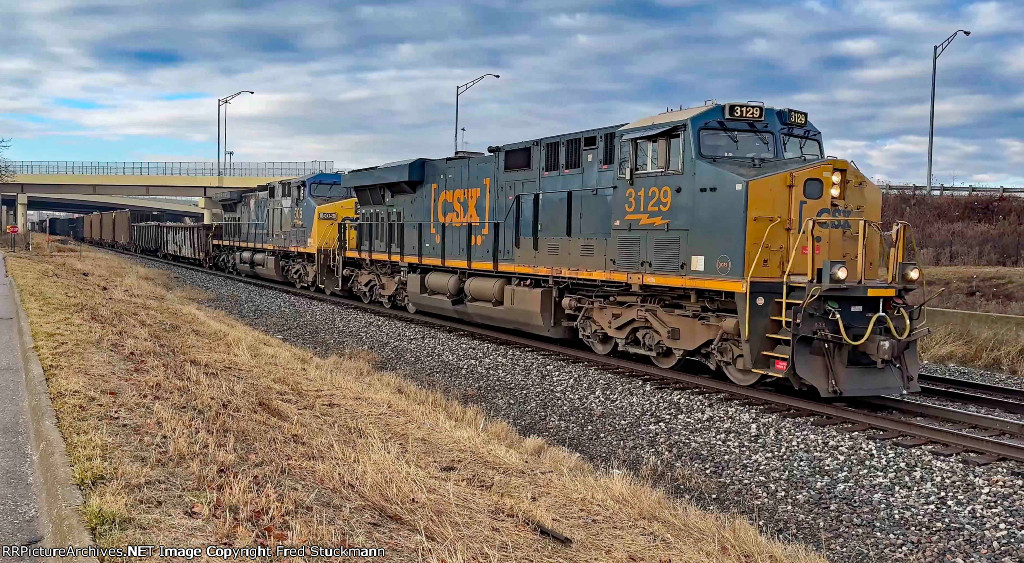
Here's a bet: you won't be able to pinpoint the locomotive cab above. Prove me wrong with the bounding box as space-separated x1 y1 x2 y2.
608 103 927 396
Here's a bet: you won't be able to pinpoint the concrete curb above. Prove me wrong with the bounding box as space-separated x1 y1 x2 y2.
9 275 97 560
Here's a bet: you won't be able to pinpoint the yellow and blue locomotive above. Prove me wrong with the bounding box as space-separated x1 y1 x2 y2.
326 102 927 397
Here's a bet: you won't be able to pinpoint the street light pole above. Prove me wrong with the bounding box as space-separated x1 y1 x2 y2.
454 74 499 155
217 90 254 176
927 30 970 193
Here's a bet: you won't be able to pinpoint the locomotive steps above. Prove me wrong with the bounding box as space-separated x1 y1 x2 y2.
3 241 819 561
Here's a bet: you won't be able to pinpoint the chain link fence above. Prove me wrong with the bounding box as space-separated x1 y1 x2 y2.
9 161 335 177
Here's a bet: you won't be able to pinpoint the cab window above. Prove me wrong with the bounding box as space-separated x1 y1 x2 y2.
782 134 823 159
668 134 683 171
699 129 775 159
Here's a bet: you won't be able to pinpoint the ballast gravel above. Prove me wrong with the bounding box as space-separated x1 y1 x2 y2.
148 262 1023 562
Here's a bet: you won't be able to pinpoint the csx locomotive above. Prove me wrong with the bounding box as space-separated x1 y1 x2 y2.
90 102 929 397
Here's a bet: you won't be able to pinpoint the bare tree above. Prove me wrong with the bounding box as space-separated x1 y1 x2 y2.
0 138 14 184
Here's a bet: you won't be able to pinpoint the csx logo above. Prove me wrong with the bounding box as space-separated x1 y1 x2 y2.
437 188 482 225
816 207 852 230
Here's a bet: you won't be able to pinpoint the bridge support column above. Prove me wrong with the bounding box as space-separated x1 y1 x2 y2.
16 194 28 232
0 204 7 229
198 197 220 225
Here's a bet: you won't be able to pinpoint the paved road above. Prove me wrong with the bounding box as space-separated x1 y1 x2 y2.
0 253 43 560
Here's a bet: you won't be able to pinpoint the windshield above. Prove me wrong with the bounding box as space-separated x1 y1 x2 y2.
700 129 775 159
782 134 823 159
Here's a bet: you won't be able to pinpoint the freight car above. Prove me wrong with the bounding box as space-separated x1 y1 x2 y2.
94 102 928 398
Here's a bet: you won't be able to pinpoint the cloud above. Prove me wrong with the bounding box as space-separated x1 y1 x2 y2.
0 0 1020 185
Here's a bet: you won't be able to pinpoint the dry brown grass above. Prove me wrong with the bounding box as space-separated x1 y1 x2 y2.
882 193 1024 267
910 266 1024 376
921 322 1024 377
5 246 821 562
921 266 1024 315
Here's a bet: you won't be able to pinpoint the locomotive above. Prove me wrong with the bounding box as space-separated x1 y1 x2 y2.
88 102 929 398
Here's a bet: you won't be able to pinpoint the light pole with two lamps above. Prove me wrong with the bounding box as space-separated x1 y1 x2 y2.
927 30 970 192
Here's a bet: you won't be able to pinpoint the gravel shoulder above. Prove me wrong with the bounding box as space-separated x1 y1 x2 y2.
153 261 1024 563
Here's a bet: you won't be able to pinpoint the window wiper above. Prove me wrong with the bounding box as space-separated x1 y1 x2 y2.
715 121 740 144
746 122 770 149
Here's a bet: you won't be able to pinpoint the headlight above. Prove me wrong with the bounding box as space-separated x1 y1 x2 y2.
831 264 848 282
831 171 842 184
829 184 842 198
904 266 921 282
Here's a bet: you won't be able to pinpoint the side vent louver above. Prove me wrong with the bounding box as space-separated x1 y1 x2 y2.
580 243 596 257
652 237 681 272
616 235 642 271
546 242 562 256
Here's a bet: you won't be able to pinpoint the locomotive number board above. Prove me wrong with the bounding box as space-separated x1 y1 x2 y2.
724 103 765 121
784 109 809 126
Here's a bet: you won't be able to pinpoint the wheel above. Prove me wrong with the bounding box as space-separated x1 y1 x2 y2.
586 335 615 355
406 302 418 314
359 291 373 304
722 361 763 386
380 295 393 308
650 349 680 369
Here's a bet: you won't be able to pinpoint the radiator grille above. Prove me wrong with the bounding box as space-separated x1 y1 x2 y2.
651 237 681 272
616 235 642 271
546 241 562 256
544 141 560 172
565 138 582 169
602 132 616 165
579 242 596 257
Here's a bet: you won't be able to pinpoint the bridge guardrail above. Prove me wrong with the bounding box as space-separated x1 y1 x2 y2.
10 161 334 177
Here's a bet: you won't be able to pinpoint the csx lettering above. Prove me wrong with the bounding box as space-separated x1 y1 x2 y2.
438 188 481 225
816 207 852 230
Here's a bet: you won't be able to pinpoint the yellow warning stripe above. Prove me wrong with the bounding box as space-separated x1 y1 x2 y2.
342 250 745 292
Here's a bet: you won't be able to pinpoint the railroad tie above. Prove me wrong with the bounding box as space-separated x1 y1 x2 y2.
894 437 931 448
962 454 1003 466
929 445 966 457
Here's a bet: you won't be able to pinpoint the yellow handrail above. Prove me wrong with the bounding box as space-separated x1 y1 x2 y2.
744 216 782 336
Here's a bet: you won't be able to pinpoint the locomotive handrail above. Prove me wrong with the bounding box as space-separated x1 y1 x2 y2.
744 216 782 336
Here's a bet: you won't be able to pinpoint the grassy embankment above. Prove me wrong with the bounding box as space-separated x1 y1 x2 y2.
6 241 819 562
916 266 1024 376
881 194 1024 375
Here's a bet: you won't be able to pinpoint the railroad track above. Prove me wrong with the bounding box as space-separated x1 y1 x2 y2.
918 374 1024 415
100 246 1024 466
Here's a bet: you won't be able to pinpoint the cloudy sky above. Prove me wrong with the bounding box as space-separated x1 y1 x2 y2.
1 0 1022 185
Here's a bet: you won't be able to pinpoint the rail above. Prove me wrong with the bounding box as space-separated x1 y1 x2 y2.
9 161 335 177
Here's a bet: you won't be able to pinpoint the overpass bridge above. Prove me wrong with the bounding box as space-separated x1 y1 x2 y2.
1 160 333 230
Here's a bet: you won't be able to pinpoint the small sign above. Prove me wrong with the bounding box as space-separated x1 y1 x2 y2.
6 225 19 234
318 212 338 221
774 359 789 372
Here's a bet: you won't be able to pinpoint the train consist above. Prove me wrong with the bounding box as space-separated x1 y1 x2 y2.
77 103 928 398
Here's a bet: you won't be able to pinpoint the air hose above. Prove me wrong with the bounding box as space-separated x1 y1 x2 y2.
834 308 911 346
